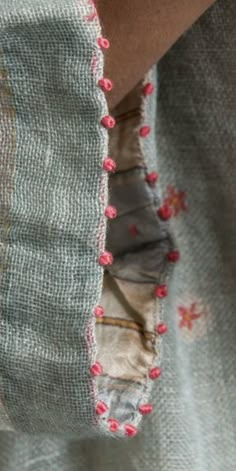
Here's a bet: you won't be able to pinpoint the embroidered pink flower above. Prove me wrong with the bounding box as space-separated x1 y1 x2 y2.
164 185 187 216
178 303 203 330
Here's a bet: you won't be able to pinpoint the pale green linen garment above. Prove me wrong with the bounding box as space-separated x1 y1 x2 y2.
0 0 235 470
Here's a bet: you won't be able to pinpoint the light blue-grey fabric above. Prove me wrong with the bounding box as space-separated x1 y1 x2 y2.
0 0 109 434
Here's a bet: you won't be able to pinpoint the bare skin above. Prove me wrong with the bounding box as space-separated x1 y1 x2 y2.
95 0 218 109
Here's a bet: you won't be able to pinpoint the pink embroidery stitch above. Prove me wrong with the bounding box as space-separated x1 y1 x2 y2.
97 37 110 49
98 251 114 266
94 306 105 318
143 82 154 96
156 323 168 335
86 0 98 21
90 54 99 75
149 367 162 380
145 172 159 185
105 205 117 219
108 418 120 432
90 361 103 376
167 250 180 262
98 78 113 92
96 400 109 415
164 185 187 217
101 115 116 129
139 404 153 415
157 205 172 221
178 303 203 330
154 285 168 298
139 125 151 138
103 157 117 172
124 424 138 437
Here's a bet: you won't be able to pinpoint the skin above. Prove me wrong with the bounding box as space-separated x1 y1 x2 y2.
95 0 218 109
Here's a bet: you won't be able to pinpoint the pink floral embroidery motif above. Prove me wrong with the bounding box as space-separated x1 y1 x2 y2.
164 185 187 216
178 303 203 330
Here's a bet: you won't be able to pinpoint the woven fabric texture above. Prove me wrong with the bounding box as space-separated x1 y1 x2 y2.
0 0 109 434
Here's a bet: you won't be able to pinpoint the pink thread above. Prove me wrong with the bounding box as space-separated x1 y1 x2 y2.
98 251 114 266
86 11 97 21
91 54 99 75
154 284 168 298
103 157 116 173
90 361 103 376
139 125 151 138
108 418 120 432
139 403 153 415
96 400 109 415
124 424 138 437
98 78 113 92
97 37 110 49
156 323 168 335
129 224 138 237
158 205 172 221
145 172 159 185
101 115 116 129
167 250 180 262
105 205 117 219
149 367 162 380
143 82 154 96
94 305 104 318
86 0 98 21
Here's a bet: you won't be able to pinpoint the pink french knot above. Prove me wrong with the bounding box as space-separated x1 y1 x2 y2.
98 78 113 92
98 251 114 266
103 157 116 172
94 305 104 318
143 82 154 96
108 418 120 432
154 284 168 298
96 400 109 415
97 37 110 49
156 323 168 335
90 361 103 376
139 125 151 138
157 205 172 221
139 403 153 415
101 115 116 129
145 172 159 185
124 424 138 437
105 205 117 219
167 250 180 262
149 366 162 380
